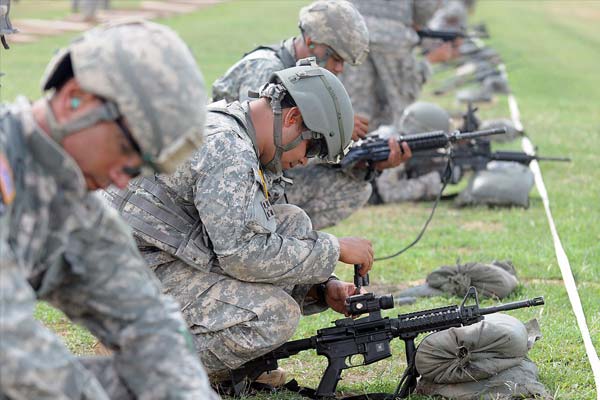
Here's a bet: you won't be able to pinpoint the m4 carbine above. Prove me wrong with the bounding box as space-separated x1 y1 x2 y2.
340 127 506 169
228 287 544 399
433 63 503 95
406 139 571 182
416 28 489 43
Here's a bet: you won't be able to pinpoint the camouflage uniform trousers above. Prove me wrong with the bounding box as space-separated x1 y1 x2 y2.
376 169 442 203
146 204 318 375
341 43 428 129
0 246 216 400
284 163 372 230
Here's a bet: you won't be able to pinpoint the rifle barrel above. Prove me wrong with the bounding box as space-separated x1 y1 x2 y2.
454 127 507 141
491 151 571 164
533 156 571 162
479 296 544 316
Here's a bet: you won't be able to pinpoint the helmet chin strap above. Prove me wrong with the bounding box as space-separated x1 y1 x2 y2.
257 83 297 175
309 45 333 68
44 95 121 144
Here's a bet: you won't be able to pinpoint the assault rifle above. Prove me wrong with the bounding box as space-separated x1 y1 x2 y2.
406 139 571 182
228 287 544 398
434 63 502 95
416 28 489 43
340 127 506 169
434 46 502 74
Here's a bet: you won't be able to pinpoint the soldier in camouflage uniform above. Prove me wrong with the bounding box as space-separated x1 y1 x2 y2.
0 21 218 399
429 0 469 31
212 0 371 139
375 102 451 203
107 62 375 381
341 0 442 129
213 0 411 230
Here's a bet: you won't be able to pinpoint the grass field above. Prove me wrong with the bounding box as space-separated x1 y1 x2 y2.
1 0 598 399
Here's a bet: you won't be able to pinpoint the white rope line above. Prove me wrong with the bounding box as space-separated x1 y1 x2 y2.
505 87 600 396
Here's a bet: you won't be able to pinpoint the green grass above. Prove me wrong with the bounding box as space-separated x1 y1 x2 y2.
2 0 598 398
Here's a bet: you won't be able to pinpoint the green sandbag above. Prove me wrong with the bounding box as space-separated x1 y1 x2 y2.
415 314 528 383
415 358 552 399
426 260 518 299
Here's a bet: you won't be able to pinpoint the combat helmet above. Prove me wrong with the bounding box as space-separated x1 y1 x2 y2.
258 58 354 174
299 0 369 66
400 102 451 134
40 19 206 174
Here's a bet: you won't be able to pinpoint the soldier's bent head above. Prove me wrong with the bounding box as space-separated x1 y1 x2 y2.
39 20 206 190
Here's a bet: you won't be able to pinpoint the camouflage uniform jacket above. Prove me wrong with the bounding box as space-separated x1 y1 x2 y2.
122 101 340 289
351 0 440 47
0 98 216 399
212 37 296 102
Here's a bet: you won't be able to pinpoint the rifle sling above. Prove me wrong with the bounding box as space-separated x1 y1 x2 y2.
283 380 394 400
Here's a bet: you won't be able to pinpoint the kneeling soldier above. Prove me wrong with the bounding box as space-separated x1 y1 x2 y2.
108 61 375 384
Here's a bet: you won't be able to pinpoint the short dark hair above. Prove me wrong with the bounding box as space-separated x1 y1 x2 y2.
42 53 74 91
280 92 297 109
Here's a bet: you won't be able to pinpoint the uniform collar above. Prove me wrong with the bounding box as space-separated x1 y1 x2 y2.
15 96 87 197
282 37 298 67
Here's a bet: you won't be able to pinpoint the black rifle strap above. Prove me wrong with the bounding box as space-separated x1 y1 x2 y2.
284 380 394 400
374 158 453 261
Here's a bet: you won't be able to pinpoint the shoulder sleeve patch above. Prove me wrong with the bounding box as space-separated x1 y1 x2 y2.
0 152 15 205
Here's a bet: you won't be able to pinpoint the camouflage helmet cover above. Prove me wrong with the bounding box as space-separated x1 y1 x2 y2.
400 101 451 134
298 0 369 66
40 19 207 174
271 61 354 162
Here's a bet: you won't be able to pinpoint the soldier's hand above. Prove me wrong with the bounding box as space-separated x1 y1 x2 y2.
325 280 363 316
426 41 455 64
338 237 373 276
374 139 412 170
352 114 369 141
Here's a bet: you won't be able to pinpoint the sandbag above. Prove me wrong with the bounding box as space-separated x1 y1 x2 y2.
395 283 445 298
426 260 519 299
415 358 552 400
480 118 522 143
415 314 529 384
455 161 535 208
456 85 493 103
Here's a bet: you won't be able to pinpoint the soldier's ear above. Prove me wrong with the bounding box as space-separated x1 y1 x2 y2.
283 107 302 128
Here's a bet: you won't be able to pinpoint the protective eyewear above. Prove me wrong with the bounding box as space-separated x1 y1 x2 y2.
115 117 160 178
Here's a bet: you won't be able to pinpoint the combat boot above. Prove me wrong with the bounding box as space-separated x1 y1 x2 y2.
254 367 287 388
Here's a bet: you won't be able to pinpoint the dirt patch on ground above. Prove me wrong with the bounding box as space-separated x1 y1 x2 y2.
546 2 600 23
460 220 505 232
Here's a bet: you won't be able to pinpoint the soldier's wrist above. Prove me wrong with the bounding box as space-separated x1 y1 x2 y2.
317 276 340 303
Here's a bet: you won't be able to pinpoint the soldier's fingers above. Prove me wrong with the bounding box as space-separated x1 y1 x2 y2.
353 120 369 139
358 263 370 276
401 141 412 160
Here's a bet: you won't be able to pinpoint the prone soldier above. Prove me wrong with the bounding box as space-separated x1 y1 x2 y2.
0 21 218 399
374 102 452 203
